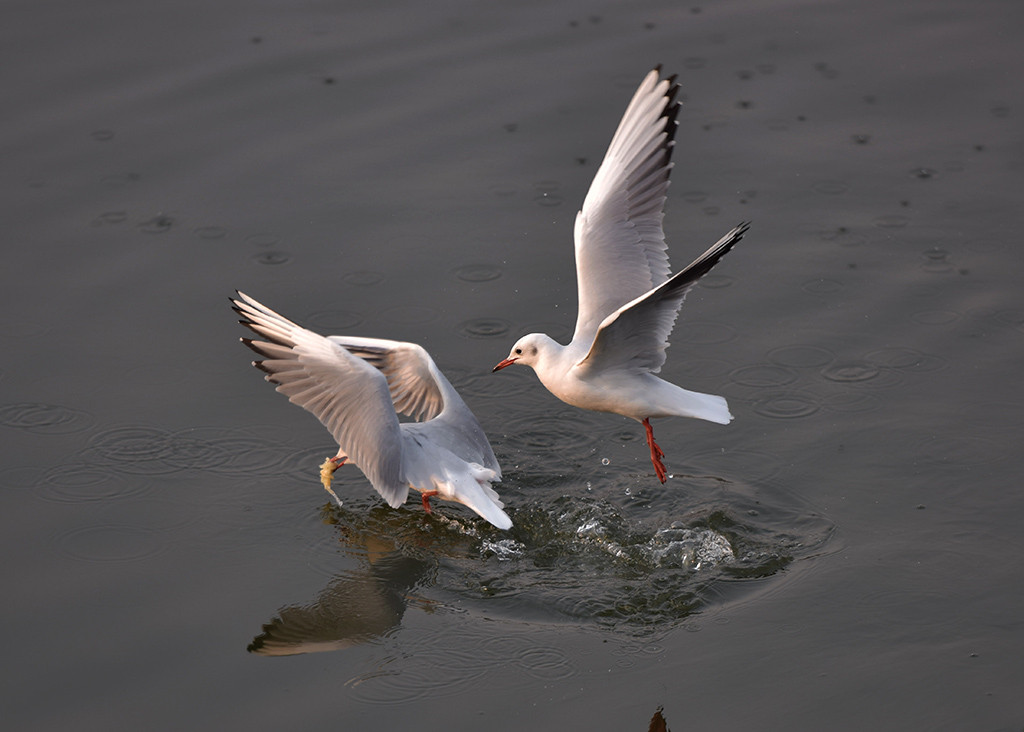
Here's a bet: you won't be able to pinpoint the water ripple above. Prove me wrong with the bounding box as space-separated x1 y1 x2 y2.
916 435 1007 468
305 309 363 331
674 358 734 380
729 364 799 388
823 392 884 413
456 318 511 339
864 348 947 372
52 523 168 564
752 390 822 419
243 469 834 656
35 464 147 504
768 345 835 368
821 360 881 383
251 251 291 265
0 402 96 435
452 264 504 282
495 411 600 455
342 271 385 286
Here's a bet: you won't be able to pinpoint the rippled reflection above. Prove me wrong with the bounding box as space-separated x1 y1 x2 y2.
249 539 431 656
248 485 833 651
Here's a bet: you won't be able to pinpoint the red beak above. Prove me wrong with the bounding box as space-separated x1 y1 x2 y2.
492 357 517 373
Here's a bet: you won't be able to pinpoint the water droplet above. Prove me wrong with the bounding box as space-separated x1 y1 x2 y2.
909 167 939 181
138 215 175 234
251 251 290 265
601 458 610 466
534 193 563 208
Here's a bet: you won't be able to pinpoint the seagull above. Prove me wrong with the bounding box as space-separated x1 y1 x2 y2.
232 292 512 529
492 68 749 483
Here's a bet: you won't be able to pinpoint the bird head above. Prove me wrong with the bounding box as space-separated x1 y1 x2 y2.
493 333 546 372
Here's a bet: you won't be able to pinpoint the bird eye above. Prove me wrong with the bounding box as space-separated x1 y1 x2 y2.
515 348 522 355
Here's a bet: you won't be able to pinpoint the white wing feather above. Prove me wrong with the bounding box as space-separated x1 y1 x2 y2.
233 293 408 507
572 68 679 347
578 223 749 375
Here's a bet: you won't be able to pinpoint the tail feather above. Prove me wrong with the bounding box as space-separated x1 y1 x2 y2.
452 472 512 530
679 390 732 424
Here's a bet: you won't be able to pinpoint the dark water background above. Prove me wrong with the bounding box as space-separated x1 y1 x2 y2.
3 1 1023 729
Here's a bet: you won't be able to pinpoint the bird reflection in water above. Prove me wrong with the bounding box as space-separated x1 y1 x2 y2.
248 535 432 656
247 503 484 656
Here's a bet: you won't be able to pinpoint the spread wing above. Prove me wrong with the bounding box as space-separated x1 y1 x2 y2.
577 223 749 375
329 336 500 476
232 292 408 507
326 337 444 423
571 67 680 348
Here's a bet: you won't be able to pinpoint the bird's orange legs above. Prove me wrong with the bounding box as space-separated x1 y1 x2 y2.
642 418 667 484
420 490 440 514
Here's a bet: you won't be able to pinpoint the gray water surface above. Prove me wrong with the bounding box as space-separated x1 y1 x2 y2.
3 1 1023 730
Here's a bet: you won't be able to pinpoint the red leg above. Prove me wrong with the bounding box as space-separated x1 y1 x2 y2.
420 490 440 514
642 418 667 484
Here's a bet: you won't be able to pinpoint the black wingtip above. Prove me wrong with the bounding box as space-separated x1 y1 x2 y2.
252 360 281 386
665 221 752 292
240 337 262 357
